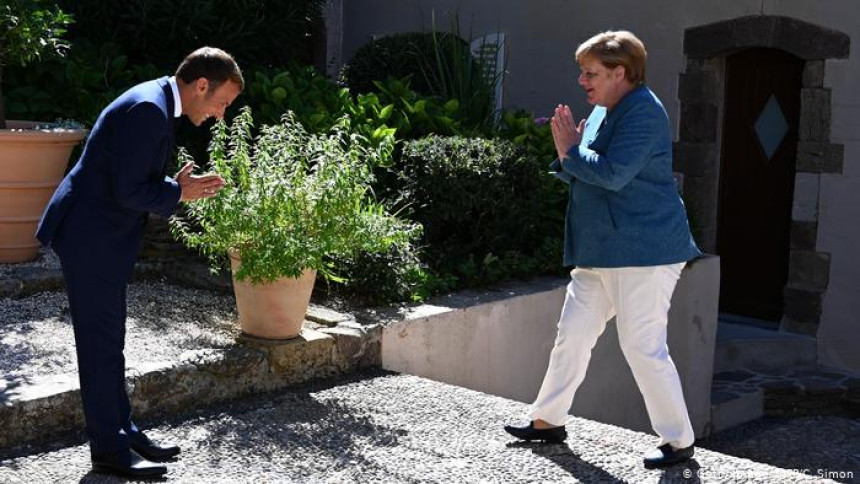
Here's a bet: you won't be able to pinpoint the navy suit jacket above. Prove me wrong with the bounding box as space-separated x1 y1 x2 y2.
37 77 182 282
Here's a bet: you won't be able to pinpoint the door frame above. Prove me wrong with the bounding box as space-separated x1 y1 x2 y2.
674 15 849 336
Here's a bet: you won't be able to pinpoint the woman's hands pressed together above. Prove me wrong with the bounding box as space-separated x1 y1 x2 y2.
551 104 585 160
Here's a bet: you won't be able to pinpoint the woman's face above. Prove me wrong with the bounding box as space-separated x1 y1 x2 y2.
578 56 627 109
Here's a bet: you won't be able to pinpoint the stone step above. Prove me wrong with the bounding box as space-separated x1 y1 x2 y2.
709 367 860 433
0 276 376 452
711 387 764 433
0 372 839 483
714 321 817 373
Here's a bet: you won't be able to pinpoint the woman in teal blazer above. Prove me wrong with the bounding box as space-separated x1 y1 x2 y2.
504 31 700 469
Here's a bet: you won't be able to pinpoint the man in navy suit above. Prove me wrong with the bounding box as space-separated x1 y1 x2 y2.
37 47 243 479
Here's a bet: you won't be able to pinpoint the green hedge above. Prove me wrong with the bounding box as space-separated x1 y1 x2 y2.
398 136 563 287
2 7 570 301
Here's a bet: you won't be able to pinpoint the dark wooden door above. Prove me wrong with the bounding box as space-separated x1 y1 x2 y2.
717 48 803 322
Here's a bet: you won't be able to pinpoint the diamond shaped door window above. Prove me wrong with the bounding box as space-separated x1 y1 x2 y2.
754 94 789 160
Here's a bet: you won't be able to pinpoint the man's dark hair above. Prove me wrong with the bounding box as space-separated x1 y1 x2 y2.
175 47 244 91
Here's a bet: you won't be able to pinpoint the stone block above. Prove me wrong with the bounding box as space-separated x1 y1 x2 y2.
685 16 850 60
802 60 825 88
679 69 720 102
672 142 717 177
799 89 831 141
796 141 844 174
710 389 763 433
781 317 819 336
320 323 382 371
799 378 845 395
258 329 336 379
679 103 719 143
306 305 353 327
791 173 820 223
787 250 830 291
790 221 817 250
0 374 83 450
773 17 850 60
130 348 268 418
14 266 64 297
783 288 822 325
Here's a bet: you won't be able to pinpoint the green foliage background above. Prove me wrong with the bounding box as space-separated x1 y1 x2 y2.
2 3 566 304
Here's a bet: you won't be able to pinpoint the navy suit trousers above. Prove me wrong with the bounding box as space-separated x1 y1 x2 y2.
56 249 133 458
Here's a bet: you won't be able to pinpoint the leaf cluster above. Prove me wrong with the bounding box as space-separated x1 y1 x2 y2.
398 135 563 286
0 0 72 68
56 0 323 68
170 106 420 285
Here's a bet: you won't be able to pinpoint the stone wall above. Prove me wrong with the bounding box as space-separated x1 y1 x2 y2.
381 255 721 438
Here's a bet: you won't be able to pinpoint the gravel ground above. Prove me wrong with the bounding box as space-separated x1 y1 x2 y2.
0 280 238 383
0 370 843 484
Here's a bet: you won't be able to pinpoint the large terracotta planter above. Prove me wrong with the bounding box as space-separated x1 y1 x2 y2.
0 121 87 262
229 253 316 339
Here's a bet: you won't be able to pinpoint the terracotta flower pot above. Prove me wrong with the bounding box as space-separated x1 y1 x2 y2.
0 121 87 263
229 253 316 340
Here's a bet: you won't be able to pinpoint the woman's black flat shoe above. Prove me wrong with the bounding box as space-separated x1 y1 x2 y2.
503 422 567 443
643 444 694 468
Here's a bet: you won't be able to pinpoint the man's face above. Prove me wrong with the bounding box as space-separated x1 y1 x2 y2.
577 56 625 109
186 78 242 126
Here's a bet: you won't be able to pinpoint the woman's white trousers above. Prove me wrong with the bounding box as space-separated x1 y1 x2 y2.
529 263 695 449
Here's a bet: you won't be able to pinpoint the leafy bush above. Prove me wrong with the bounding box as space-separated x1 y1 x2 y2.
171 106 420 285
326 242 434 306
342 31 497 135
341 32 465 96
0 0 73 127
398 135 562 286
57 0 324 68
244 67 471 142
4 40 158 125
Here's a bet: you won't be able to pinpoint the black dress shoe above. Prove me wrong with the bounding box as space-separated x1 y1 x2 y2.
503 422 567 443
128 430 181 462
92 450 167 479
643 443 694 468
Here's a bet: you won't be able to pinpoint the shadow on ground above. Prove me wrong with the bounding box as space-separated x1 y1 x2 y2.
698 416 860 483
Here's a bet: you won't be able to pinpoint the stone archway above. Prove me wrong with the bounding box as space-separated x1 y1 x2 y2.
674 15 849 335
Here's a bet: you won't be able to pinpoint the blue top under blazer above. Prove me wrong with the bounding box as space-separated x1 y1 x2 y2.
36 77 182 282
549 85 701 268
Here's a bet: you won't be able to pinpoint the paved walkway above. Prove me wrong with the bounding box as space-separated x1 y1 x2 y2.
0 370 846 483
1 255 858 483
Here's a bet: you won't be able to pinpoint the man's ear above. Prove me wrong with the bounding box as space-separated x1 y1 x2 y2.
615 66 626 81
195 77 209 94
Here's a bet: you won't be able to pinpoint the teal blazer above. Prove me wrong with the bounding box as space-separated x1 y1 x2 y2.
550 85 700 268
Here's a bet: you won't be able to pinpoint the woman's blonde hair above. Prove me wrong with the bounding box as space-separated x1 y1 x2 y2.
575 31 647 85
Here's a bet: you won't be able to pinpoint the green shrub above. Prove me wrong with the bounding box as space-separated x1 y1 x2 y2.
326 242 435 306
0 0 73 128
398 135 563 286
342 31 497 135
341 32 466 96
4 40 158 125
57 0 324 69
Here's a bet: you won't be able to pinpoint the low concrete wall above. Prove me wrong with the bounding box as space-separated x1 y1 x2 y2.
382 255 720 437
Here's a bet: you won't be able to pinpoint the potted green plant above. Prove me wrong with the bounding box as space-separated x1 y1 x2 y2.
0 1 87 263
171 107 419 339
